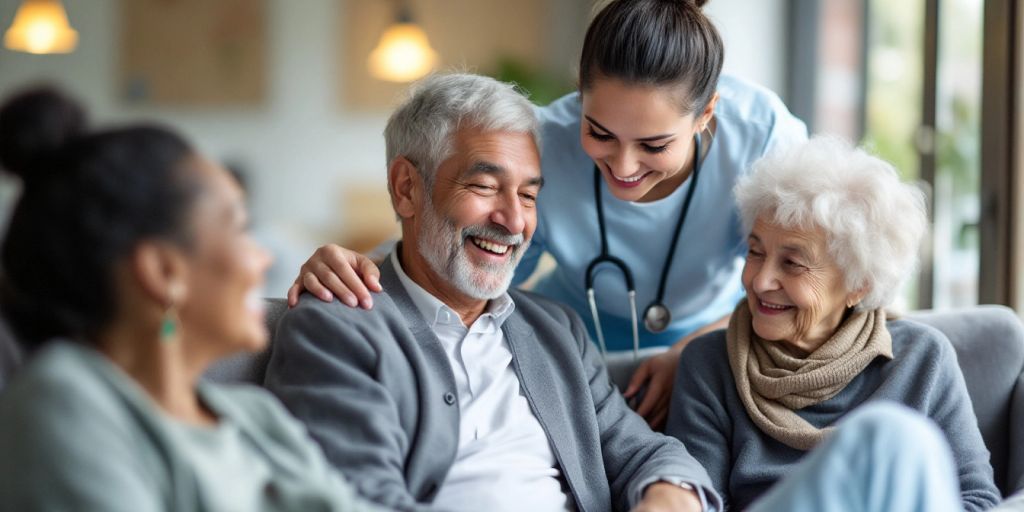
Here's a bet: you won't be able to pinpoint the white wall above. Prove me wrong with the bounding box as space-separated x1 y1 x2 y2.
706 0 788 94
0 0 787 292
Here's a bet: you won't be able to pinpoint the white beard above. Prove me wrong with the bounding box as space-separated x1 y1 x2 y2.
417 200 527 300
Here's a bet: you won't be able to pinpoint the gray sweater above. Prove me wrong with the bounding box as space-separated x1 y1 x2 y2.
666 319 1000 512
0 342 382 512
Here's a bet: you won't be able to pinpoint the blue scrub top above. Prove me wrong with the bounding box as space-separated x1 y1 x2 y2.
513 75 808 351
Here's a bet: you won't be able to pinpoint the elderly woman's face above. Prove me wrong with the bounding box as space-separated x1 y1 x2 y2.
742 218 863 353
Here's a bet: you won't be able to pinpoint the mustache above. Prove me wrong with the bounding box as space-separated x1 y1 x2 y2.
461 224 525 247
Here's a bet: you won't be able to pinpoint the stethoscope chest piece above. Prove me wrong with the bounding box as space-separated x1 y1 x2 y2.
643 303 672 333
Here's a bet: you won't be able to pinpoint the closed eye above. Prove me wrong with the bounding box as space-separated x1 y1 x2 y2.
587 128 614 142
641 142 670 154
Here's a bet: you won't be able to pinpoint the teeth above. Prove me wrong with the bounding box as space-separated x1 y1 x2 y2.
760 300 790 310
615 173 645 183
472 237 510 255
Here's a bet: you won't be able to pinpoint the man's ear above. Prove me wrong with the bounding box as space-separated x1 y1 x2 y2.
388 156 424 220
130 241 189 307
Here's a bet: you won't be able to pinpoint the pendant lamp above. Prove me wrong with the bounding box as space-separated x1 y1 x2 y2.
367 2 438 82
3 0 78 54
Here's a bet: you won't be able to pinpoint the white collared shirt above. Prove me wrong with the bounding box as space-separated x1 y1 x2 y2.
391 252 571 511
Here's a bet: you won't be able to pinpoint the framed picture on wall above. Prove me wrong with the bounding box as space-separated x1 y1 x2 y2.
120 0 268 106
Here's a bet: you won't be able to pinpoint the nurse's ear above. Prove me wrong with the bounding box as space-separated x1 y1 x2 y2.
388 156 423 220
695 92 720 135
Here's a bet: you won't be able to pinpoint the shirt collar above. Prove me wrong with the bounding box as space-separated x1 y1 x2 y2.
390 250 515 329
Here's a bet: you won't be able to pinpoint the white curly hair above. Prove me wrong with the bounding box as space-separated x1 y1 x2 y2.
734 136 928 310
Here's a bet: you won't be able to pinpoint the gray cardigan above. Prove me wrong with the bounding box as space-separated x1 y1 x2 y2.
666 319 1001 511
264 255 719 512
0 342 380 512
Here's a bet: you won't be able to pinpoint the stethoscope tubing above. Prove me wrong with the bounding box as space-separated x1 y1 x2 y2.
585 133 703 362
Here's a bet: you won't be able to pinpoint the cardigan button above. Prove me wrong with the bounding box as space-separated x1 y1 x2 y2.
443 392 456 405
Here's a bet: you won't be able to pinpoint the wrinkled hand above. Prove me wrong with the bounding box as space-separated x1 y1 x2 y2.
286 244 382 308
623 350 682 430
632 482 702 512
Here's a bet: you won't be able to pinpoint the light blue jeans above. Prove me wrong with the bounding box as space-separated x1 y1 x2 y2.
749 401 962 512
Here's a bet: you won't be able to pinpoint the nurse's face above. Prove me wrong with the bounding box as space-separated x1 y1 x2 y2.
580 78 716 203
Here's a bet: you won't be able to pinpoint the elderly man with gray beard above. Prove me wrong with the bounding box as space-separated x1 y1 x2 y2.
263 73 719 512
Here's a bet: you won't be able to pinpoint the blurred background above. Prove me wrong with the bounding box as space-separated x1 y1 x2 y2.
0 0 1020 315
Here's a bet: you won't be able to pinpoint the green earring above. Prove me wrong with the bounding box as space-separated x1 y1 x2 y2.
160 311 177 342
161 282 182 344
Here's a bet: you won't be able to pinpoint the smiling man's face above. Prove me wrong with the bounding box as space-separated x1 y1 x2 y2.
409 126 542 301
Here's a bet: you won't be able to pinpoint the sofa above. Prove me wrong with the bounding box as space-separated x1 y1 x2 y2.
2 299 1023 498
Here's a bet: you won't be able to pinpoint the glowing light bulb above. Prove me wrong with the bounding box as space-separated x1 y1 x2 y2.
3 0 78 54
367 23 438 82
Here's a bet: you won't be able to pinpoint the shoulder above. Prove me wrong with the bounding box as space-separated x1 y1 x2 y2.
679 329 730 375
714 75 807 151
279 293 401 343
715 75 793 126
0 344 140 464
509 288 581 327
537 91 581 130
0 343 129 422
507 289 592 351
536 93 591 179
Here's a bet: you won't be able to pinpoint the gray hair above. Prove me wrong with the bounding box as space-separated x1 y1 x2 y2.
384 73 540 189
734 136 928 310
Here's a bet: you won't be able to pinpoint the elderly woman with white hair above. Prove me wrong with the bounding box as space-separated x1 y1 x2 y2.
666 137 1000 512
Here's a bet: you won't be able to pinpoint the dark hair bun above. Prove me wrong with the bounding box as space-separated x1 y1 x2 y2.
0 86 86 181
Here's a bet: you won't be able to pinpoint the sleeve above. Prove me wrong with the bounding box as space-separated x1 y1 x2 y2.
0 380 163 512
927 338 1002 511
262 301 435 512
564 306 723 511
666 336 735 510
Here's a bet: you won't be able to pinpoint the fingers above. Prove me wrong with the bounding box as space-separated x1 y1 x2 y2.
310 259 358 308
302 271 334 303
287 245 385 309
357 256 383 293
624 360 653 397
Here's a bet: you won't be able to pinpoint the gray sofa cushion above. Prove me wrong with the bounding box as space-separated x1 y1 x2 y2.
908 306 1024 495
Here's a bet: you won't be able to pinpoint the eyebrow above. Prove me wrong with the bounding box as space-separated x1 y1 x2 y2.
584 115 675 142
749 234 812 257
465 161 545 188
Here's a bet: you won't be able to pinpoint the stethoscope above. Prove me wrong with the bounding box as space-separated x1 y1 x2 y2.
585 133 703 361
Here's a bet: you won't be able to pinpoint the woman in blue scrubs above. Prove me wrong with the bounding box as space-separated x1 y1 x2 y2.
289 0 806 429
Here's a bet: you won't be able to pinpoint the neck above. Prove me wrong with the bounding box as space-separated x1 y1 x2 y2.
97 320 215 426
398 242 488 326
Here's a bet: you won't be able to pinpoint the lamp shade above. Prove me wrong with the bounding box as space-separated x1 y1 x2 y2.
4 0 78 54
367 22 438 83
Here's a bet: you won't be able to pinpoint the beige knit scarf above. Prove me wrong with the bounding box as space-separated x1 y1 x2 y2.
726 301 893 451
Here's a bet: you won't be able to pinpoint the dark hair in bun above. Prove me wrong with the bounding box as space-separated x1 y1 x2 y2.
0 87 86 182
0 86 201 348
580 0 723 114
